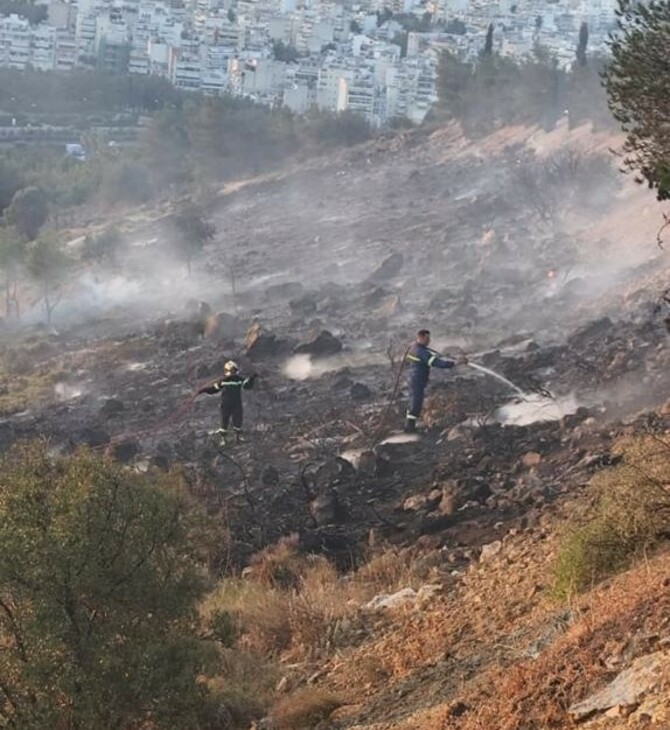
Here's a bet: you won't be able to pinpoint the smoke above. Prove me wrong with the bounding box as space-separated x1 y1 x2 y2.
54 382 86 400
282 350 386 381
496 393 580 426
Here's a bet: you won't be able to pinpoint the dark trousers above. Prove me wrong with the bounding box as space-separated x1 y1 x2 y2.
407 382 426 421
221 402 243 430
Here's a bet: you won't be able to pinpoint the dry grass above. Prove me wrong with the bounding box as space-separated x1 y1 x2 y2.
206 541 441 663
553 435 670 597
270 687 343 730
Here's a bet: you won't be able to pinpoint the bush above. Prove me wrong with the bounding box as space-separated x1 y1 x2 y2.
553 436 670 598
0 442 216 728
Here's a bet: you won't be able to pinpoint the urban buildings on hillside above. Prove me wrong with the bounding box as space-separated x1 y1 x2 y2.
0 0 618 125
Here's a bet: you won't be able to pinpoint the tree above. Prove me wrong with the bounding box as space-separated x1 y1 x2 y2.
4 186 48 241
575 21 589 67
0 443 215 729
171 204 216 274
272 40 301 62
0 225 25 317
0 161 23 214
25 235 70 324
604 0 670 199
376 6 392 26
100 161 153 206
350 19 362 34
445 18 466 35
82 226 124 268
142 107 192 188
483 23 494 55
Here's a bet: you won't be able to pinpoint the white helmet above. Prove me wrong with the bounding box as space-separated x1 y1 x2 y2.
224 360 239 373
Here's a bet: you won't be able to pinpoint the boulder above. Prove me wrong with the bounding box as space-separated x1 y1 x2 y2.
294 329 342 358
374 295 401 318
99 398 125 419
366 252 404 282
363 588 417 612
350 382 372 401
310 489 349 526
479 540 503 562
244 322 279 359
568 652 670 721
402 494 427 512
110 438 140 463
203 312 243 340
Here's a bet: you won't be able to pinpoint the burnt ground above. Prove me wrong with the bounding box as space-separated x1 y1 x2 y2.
0 121 669 575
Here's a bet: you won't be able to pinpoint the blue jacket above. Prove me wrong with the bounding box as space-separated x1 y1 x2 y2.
406 343 455 388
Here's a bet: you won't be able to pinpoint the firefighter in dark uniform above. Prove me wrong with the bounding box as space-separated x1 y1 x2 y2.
404 329 467 433
198 360 256 445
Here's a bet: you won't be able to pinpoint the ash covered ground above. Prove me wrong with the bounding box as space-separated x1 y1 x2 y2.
1 122 668 571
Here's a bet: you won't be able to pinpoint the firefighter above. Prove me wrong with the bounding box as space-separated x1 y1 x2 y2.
198 361 256 445
404 329 467 433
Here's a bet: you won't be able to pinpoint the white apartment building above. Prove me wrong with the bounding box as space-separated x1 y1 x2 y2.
0 15 31 69
32 24 57 70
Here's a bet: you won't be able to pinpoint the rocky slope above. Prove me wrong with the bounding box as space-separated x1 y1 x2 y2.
0 119 669 729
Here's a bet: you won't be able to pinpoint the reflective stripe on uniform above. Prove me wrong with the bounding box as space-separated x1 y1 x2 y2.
405 413 417 420
427 355 437 366
406 354 421 363
219 381 243 386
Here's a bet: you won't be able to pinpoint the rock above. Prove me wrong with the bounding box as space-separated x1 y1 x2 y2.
350 382 372 401
467 480 492 503
402 494 427 512
568 652 670 721
366 252 404 282
99 398 125 418
150 453 170 471
363 587 417 611
289 295 317 316
275 676 290 694
419 513 454 534
357 450 378 476
244 322 279 359
438 490 458 516
294 329 342 358
203 312 243 340
374 295 401 318
77 427 111 447
261 465 280 487
310 489 348 526
479 540 503 562
110 438 140 463
417 584 443 602
522 451 542 467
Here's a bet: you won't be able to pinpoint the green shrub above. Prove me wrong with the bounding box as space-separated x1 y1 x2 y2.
553 436 670 598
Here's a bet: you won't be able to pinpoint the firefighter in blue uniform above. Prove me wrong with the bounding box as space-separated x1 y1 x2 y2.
198 361 256 445
404 329 467 433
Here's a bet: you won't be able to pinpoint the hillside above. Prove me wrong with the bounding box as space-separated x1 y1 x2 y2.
0 118 669 729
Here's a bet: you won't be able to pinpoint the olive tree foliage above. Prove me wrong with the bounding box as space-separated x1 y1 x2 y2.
171 204 216 274
604 0 670 200
4 186 48 241
0 443 216 730
24 235 70 324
